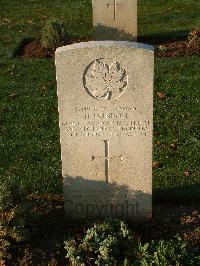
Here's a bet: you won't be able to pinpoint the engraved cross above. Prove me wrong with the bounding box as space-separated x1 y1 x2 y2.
107 0 124 21
92 140 123 183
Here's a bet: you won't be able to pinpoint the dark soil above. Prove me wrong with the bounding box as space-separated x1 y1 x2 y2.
17 37 90 59
155 40 200 58
16 38 200 59
17 40 52 59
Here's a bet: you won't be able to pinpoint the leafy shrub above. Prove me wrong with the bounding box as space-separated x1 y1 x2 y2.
65 219 136 265
64 220 200 266
41 18 68 51
136 237 200 266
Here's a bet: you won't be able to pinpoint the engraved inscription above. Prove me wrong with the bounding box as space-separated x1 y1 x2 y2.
62 105 151 138
104 140 110 183
107 0 124 21
63 120 151 138
83 59 128 100
92 140 123 183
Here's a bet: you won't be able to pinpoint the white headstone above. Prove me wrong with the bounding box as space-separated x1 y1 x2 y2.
92 0 137 41
55 41 154 221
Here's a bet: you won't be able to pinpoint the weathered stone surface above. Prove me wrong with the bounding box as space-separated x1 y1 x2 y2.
55 41 154 220
92 0 137 41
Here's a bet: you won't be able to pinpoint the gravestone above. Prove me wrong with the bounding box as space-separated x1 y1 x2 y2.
55 41 154 220
92 0 137 41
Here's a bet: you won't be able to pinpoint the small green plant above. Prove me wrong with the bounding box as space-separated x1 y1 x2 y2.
64 221 200 266
188 27 200 46
138 237 190 265
64 219 136 266
41 18 68 51
158 45 168 52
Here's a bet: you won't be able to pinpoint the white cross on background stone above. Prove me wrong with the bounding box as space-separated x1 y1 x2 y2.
92 140 123 183
107 0 124 21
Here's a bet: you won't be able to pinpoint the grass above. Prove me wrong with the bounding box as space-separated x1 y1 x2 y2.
0 56 199 200
0 0 200 58
154 56 200 201
0 0 199 200
0 59 62 194
0 1 200 263
138 0 200 36
0 0 92 59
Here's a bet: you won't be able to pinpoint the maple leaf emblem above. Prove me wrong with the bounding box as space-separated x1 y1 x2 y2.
84 59 128 100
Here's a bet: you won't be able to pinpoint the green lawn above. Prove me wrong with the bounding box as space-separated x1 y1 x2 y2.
0 0 92 59
1 0 200 58
0 56 199 201
138 0 200 36
154 56 200 201
0 1 200 264
0 0 199 201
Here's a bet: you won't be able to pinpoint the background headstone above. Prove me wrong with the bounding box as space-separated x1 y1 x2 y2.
92 0 137 41
55 41 153 220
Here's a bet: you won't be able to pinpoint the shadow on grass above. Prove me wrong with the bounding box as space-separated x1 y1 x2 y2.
91 25 190 45
154 183 200 204
13 37 35 58
139 30 190 45
13 28 191 60
92 24 190 45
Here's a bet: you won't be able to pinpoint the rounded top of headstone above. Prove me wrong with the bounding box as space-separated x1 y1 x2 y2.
55 41 154 54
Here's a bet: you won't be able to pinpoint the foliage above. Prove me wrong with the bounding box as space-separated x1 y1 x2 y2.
41 18 68 51
134 237 200 266
65 219 136 265
64 220 200 266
